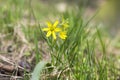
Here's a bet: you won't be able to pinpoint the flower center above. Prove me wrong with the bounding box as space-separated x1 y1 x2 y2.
50 27 54 31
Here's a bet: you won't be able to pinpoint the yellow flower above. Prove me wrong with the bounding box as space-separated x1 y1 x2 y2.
61 18 69 29
62 22 69 29
59 31 67 40
42 20 61 40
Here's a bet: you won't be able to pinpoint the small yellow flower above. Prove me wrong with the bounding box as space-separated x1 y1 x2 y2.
61 18 69 29
42 20 61 40
62 22 69 29
59 31 67 39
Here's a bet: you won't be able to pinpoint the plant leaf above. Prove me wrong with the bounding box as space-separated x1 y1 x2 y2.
31 61 47 80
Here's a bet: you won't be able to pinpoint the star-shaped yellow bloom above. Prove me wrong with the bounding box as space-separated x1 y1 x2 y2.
59 31 67 40
42 20 61 40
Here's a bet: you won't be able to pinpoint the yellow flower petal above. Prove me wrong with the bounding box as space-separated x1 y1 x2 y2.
47 21 52 27
52 32 56 39
53 20 59 27
46 31 51 37
60 35 67 39
42 28 49 31
59 32 67 39
55 28 61 32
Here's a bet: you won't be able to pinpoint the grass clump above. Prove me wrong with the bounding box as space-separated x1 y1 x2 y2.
31 10 119 79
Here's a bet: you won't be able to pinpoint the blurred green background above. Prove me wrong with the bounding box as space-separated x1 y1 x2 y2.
1 0 120 37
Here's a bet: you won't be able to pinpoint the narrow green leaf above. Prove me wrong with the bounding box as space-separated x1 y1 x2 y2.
31 61 47 80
